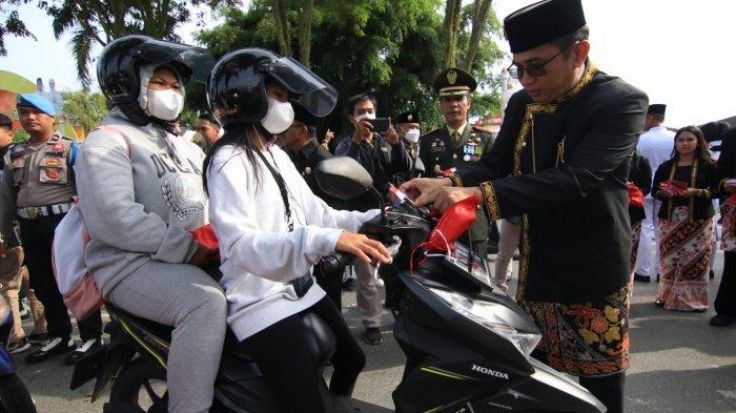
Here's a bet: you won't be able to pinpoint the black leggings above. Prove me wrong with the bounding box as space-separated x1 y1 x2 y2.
240 297 366 413
580 373 625 413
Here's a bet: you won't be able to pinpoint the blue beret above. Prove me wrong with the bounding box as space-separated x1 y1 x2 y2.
17 93 56 116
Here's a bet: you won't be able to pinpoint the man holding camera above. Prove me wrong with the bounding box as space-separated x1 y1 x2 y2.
335 92 411 345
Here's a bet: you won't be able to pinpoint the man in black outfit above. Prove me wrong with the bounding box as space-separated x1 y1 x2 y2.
335 93 411 345
401 1 648 411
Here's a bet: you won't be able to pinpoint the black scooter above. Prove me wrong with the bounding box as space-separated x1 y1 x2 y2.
71 157 605 412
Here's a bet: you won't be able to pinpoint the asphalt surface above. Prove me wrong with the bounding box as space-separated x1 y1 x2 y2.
10 246 736 413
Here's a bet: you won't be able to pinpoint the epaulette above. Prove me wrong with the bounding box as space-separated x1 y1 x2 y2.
421 128 443 139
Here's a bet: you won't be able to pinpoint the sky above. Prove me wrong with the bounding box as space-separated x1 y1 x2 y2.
1 0 735 127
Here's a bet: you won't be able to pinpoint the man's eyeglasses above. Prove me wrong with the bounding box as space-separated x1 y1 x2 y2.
507 42 577 80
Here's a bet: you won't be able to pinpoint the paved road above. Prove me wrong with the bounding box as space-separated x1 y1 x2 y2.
11 247 736 412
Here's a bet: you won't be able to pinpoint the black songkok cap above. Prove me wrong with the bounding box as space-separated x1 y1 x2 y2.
292 102 320 127
648 104 666 115
433 68 477 97
396 111 419 124
504 0 586 53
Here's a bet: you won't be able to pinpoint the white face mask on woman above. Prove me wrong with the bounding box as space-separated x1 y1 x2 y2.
146 89 185 121
261 97 295 135
405 128 421 143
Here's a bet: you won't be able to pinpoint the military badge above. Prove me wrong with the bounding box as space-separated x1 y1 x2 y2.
447 70 457 85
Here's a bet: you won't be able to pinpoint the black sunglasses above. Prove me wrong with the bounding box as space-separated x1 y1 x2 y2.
507 42 577 80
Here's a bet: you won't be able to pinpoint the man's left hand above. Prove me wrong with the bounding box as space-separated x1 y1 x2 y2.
415 185 482 213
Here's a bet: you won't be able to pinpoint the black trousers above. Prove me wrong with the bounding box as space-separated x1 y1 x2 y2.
18 215 102 341
533 349 625 413
240 297 366 413
314 263 343 310
714 250 736 318
580 373 625 413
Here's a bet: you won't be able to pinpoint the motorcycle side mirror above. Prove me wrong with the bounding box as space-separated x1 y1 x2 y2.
315 157 374 200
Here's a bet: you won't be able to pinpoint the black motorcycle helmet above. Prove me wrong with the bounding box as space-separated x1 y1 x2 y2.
207 48 337 128
97 35 213 124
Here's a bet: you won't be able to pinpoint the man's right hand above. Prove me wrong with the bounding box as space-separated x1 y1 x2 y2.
0 241 5 258
352 120 373 143
399 177 453 201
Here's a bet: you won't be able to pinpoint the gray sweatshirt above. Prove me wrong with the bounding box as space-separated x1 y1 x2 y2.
76 108 207 294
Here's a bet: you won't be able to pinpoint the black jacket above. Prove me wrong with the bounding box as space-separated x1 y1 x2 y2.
457 66 648 303
653 158 718 220
335 133 410 211
288 138 343 210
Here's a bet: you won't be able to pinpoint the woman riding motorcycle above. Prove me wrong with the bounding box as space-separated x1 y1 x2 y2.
204 48 391 412
75 35 227 413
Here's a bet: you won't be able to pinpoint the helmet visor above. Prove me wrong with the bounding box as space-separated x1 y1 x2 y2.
131 39 214 83
256 57 337 118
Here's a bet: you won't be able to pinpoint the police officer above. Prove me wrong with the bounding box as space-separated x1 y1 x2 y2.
419 68 495 257
280 102 345 308
0 93 103 364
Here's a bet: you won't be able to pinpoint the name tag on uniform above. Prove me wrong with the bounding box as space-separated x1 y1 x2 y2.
45 158 61 167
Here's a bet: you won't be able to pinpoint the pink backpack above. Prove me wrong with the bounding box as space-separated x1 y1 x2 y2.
51 125 130 319
51 205 103 319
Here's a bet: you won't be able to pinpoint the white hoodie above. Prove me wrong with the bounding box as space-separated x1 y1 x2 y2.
206 144 378 340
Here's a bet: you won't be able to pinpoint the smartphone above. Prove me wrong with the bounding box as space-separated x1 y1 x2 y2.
367 117 390 133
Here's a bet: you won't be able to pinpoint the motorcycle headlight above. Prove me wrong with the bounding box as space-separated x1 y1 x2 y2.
429 288 541 357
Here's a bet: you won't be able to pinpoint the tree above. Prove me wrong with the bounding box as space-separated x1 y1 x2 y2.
45 0 236 87
0 0 35 56
465 0 493 71
61 90 108 132
296 0 313 66
442 0 461 68
271 0 291 56
196 0 504 135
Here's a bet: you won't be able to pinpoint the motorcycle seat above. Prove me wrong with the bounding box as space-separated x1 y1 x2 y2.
107 303 256 362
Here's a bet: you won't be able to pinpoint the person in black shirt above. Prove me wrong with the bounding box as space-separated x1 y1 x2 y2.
401 1 648 410
652 126 718 312
335 93 410 345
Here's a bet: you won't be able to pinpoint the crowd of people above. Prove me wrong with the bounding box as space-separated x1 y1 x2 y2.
0 0 734 412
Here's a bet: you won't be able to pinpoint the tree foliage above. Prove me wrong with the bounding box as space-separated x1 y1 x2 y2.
0 0 36 56
196 0 504 136
61 90 108 132
45 0 236 87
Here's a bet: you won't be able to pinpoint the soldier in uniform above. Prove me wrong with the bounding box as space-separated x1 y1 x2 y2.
402 0 648 411
280 102 345 309
194 109 222 153
394 111 424 183
0 93 103 364
419 68 494 257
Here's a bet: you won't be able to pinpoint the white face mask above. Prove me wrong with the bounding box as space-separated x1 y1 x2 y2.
353 112 376 123
405 128 421 143
146 89 184 121
261 97 294 135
